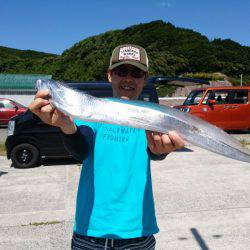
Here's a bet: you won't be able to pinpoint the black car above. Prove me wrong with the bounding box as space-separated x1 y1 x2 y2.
5 81 159 168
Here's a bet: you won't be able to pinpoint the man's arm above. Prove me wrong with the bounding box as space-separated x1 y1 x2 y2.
60 125 94 162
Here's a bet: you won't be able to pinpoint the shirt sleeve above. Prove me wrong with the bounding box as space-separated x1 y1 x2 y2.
60 125 94 162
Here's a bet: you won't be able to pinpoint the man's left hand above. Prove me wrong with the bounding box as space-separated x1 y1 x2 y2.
146 131 185 155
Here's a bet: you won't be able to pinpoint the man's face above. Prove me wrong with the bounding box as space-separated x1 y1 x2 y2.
107 64 148 100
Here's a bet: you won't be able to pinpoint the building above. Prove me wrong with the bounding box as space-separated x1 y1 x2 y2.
0 73 52 94
0 73 52 106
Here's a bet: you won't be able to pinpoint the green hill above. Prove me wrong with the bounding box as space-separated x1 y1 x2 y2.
0 46 57 74
1 20 250 82
0 46 56 59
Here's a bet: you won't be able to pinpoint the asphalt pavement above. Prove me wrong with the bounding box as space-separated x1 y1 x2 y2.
0 143 249 250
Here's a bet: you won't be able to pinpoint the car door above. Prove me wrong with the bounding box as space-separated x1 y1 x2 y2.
0 101 6 124
0 100 17 124
28 119 69 157
202 90 232 129
227 89 249 130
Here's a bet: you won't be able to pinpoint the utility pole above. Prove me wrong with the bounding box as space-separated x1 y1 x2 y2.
240 74 243 86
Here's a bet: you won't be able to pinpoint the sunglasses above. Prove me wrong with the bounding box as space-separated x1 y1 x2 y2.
113 66 145 79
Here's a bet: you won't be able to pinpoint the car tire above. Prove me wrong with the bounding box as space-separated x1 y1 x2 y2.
10 143 40 168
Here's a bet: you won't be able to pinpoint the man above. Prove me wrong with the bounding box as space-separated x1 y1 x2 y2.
29 44 184 249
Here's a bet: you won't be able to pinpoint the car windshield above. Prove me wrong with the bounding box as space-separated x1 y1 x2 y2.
183 90 205 105
0 99 26 109
13 100 26 108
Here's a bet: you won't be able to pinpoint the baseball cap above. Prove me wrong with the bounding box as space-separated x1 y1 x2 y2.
109 44 149 72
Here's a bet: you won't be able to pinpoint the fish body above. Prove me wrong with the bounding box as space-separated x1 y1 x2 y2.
36 79 250 163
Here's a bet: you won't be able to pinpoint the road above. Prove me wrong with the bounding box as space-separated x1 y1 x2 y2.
0 144 249 249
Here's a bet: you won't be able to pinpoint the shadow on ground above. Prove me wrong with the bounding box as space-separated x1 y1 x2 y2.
41 158 79 166
190 228 210 250
0 171 8 177
10 158 79 169
176 147 193 152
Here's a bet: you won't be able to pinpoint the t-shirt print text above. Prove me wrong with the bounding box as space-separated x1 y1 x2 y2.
102 126 138 143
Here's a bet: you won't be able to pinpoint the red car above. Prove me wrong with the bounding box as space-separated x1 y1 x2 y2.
174 86 250 131
0 98 27 125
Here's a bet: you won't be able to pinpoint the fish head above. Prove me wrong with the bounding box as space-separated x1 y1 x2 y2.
36 79 98 122
36 79 52 92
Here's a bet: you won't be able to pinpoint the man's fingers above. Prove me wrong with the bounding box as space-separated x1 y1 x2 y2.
34 90 50 99
146 131 155 146
28 91 75 131
28 98 50 113
146 131 163 153
161 133 175 149
168 131 185 149
152 132 163 151
51 109 61 125
146 131 158 152
29 90 51 114
40 104 55 113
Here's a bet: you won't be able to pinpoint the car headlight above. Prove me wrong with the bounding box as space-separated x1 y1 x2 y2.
7 120 15 136
181 108 190 113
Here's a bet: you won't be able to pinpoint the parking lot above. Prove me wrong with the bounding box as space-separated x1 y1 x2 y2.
0 138 250 249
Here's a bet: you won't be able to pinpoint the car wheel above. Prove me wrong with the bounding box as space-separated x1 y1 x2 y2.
11 143 40 168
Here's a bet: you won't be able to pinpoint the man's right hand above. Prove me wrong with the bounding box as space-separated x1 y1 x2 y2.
28 90 77 135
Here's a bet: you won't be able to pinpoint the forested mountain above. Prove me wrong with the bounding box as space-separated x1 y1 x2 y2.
1 20 250 82
0 46 57 74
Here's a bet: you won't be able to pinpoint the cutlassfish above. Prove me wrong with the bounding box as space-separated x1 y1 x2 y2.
36 79 250 163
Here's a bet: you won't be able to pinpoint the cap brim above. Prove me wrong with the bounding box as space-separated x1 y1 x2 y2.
109 61 148 72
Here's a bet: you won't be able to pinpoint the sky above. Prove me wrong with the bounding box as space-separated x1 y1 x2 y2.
1 0 250 55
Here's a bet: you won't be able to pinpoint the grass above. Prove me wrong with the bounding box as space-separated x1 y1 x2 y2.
21 221 63 227
183 72 225 81
0 143 6 156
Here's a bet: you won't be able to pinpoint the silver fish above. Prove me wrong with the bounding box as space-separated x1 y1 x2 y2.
36 79 250 163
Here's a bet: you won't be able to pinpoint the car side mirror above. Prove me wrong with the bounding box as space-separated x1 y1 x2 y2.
14 106 18 112
208 100 216 106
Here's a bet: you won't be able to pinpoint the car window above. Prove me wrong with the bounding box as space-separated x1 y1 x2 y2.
231 90 248 104
211 91 230 105
202 91 212 104
11 101 26 108
184 90 205 105
0 101 5 108
1 100 15 109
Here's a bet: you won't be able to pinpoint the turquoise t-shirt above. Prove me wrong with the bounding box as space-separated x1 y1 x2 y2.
73 119 159 239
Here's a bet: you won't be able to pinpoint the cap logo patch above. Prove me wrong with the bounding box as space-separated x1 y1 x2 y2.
119 46 140 61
